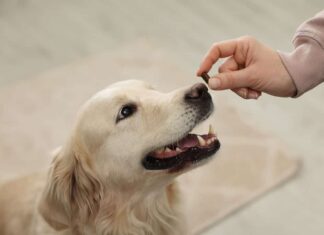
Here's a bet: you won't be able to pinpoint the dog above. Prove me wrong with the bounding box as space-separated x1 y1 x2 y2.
0 80 220 235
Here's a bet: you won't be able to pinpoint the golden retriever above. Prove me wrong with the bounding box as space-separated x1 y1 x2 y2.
0 80 220 235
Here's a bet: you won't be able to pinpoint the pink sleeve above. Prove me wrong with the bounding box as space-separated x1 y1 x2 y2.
278 10 324 97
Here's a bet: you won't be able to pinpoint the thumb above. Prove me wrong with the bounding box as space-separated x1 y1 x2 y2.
208 68 253 90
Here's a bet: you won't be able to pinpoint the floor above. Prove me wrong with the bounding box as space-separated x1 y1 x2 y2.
0 0 324 234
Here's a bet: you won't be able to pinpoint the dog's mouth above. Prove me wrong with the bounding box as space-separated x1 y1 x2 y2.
142 125 220 172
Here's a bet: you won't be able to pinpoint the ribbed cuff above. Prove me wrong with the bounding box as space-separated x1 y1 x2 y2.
278 36 324 97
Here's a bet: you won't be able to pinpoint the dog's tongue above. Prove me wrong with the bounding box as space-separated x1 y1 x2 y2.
149 125 217 160
177 134 199 149
150 134 199 159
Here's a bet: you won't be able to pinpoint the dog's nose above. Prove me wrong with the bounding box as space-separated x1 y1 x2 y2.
185 83 209 100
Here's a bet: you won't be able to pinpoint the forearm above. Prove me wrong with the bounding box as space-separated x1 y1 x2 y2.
278 11 324 97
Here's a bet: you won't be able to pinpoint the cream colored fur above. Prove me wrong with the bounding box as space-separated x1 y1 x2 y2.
0 80 211 235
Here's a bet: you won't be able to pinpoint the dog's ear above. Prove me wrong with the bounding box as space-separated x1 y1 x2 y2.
38 146 103 230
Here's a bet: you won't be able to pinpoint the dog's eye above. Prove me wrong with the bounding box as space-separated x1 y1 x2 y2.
116 104 137 122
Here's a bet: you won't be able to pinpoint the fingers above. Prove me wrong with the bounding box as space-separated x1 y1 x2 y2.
232 88 249 99
216 57 261 99
208 67 253 90
218 56 239 73
197 39 238 76
232 88 262 99
197 37 264 100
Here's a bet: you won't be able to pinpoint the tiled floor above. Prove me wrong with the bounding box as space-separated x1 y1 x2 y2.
0 1 324 234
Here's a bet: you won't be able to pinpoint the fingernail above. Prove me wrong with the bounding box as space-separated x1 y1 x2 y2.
253 94 259 99
249 92 259 99
209 78 221 89
240 89 248 98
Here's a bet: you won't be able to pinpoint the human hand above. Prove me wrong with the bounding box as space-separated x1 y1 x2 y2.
197 36 297 99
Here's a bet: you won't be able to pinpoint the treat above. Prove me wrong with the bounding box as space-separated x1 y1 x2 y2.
201 72 210 84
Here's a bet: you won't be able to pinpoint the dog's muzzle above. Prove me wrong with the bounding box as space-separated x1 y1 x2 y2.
184 83 213 120
142 83 220 172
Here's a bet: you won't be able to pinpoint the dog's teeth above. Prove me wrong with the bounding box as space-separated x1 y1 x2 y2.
156 148 164 154
165 147 172 153
197 135 206 146
208 124 215 135
207 139 212 145
176 147 182 152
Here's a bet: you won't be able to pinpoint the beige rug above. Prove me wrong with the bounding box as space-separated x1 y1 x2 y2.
0 42 299 234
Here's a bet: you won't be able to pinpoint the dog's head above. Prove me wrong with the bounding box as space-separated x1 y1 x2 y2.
39 80 220 229
77 80 220 183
